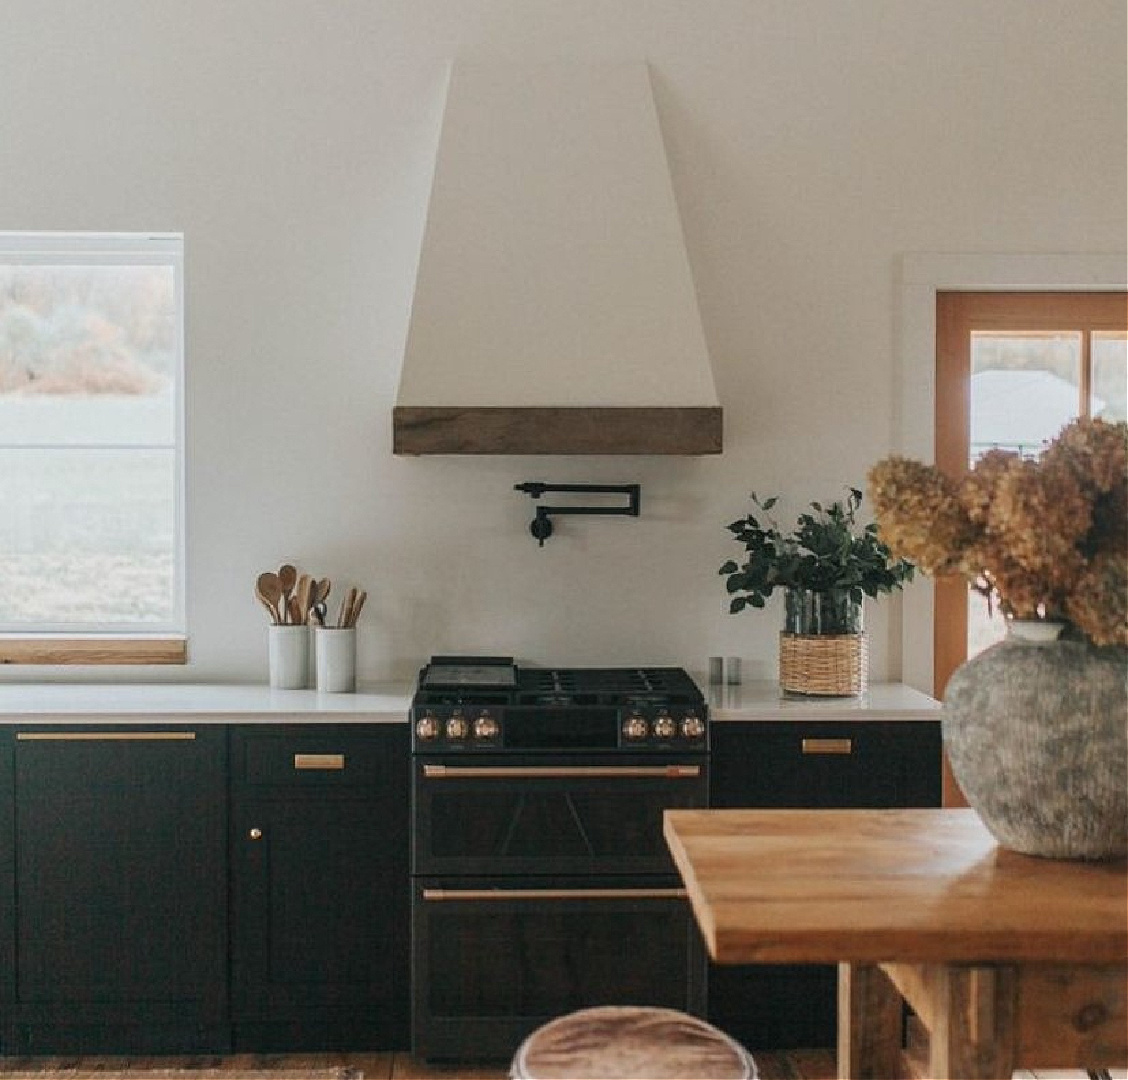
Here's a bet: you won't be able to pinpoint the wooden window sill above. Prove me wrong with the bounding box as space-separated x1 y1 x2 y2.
0 636 187 666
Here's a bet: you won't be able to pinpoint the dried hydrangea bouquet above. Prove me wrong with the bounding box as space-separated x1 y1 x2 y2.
867 417 1127 858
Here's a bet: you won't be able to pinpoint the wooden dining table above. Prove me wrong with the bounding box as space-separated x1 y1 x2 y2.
663 807 1127 1080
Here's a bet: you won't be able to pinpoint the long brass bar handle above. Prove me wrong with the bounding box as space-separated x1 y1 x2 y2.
801 737 853 755
294 753 346 770
422 887 688 902
17 731 197 741
421 764 701 780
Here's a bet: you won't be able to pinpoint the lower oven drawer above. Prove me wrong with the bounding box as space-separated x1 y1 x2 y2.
412 755 708 877
411 876 707 1062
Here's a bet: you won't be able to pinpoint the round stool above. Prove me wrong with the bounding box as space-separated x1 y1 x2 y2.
510 1005 757 1080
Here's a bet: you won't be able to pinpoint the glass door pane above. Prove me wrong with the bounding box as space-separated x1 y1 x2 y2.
1092 332 1127 422
967 331 1082 655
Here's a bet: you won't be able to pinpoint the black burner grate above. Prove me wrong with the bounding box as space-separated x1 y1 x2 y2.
515 667 701 706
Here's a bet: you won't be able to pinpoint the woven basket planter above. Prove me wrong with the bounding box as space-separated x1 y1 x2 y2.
779 631 868 696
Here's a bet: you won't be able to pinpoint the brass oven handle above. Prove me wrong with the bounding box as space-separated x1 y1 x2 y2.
17 731 196 741
421 764 701 779
294 753 346 770
422 887 688 902
801 737 853 755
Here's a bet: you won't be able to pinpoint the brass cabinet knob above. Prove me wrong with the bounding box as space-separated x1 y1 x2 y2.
249 827 263 840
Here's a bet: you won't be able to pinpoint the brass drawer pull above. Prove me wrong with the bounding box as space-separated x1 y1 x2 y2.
294 753 346 770
801 737 853 755
17 731 196 741
422 887 687 902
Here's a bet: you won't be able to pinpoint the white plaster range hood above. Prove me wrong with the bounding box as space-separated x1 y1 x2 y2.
393 61 722 455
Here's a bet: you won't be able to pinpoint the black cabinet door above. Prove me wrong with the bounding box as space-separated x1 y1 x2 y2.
0 729 13 1017
9 726 227 1053
229 724 409 1051
707 720 941 1050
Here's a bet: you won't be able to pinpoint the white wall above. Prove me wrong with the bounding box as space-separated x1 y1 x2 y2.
1 0 1124 685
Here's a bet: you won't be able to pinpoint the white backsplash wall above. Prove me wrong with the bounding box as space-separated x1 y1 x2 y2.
0 0 1123 685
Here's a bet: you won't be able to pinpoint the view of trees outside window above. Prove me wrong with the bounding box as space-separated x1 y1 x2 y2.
966 329 1127 657
0 253 181 630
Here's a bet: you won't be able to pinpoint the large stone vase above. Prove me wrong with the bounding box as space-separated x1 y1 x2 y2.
943 623 1128 860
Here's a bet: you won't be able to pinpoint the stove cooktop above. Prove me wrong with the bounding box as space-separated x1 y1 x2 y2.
411 657 708 753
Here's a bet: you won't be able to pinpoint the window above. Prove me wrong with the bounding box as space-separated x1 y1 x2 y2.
933 290 1126 798
0 233 185 664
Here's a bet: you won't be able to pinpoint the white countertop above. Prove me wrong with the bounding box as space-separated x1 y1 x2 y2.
0 682 415 723
0 679 938 724
706 680 939 722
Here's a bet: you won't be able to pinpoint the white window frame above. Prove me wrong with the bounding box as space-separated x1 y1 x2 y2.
0 232 186 663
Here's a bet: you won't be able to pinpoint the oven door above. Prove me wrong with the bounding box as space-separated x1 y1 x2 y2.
412 753 708 877
411 875 707 1061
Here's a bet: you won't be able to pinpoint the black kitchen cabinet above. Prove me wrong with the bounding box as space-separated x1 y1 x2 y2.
5 726 227 1054
706 719 941 1051
229 724 409 1051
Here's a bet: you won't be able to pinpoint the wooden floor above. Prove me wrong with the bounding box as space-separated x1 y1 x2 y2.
0 1050 836 1079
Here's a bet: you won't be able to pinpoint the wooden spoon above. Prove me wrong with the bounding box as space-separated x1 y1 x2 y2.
255 572 284 624
277 564 298 620
313 577 331 609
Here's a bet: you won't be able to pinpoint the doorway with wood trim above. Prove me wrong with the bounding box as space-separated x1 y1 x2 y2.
934 290 1127 806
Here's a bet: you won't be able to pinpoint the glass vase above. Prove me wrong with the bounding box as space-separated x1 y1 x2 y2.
783 588 863 636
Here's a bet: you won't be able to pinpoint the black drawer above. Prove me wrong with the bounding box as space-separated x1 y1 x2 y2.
710 720 942 809
232 726 395 791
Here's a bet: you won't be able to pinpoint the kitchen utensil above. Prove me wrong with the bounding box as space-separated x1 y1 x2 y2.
254 588 278 623
255 572 284 624
313 577 331 609
295 574 313 624
288 596 302 625
337 587 357 629
349 589 367 627
278 564 298 619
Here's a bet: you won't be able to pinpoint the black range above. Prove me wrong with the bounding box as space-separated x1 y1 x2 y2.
409 656 710 1061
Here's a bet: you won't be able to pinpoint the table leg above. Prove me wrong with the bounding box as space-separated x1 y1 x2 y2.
928 964 1017 1079
838 962 904 1079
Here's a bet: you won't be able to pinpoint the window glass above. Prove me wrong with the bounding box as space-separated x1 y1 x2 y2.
1091 332 1127 422
0 237 183 633
967 331 1082 655
969 332 1081 461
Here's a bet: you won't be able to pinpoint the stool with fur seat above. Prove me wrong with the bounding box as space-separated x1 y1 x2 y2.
509 1005 756 1080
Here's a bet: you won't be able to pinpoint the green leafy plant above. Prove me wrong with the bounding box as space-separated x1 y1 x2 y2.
720 487 915 614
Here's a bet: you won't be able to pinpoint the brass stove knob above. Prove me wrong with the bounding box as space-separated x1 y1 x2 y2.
446 713 469 740
473 712 500 739
622 714 649 740
653 715 676 739
681 713 705 739
415 713 439 740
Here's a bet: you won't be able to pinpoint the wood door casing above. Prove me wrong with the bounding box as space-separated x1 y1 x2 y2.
934 290 1128 806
